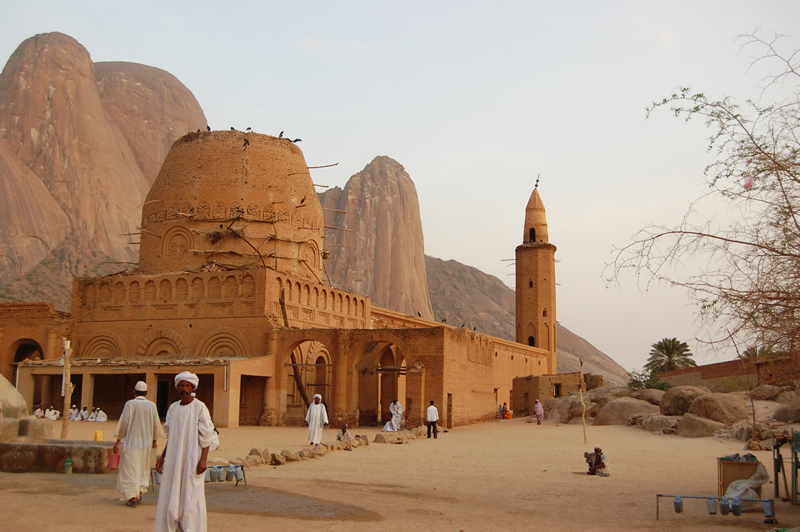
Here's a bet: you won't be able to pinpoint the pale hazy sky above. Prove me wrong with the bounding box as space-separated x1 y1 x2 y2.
2 1 800 370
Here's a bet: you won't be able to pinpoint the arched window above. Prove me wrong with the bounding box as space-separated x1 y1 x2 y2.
543 309 548 317
529 228 536 242
528 336 535 347
529 280 533 288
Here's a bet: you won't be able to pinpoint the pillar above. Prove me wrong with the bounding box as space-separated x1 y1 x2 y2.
405 365 425 428
333 331 350 426
45 331 59 360
263 330 281 426
81 373 95 409
17 367 35 413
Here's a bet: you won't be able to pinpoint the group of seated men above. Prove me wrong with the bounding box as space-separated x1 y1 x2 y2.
67 405 107 422
32 404 61 420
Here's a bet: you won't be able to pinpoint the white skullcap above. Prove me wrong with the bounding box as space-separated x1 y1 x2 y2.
134 381 147 392
174 371 199 390
314 394 322 401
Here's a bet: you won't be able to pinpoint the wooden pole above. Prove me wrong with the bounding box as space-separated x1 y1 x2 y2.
60 338 74 440
579 358 587 444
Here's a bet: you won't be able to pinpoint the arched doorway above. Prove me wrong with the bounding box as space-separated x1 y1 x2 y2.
284 340 332 425
358 342 406 426
10 339 46 405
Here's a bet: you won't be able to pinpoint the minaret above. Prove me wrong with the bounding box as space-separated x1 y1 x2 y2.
515 183 557 374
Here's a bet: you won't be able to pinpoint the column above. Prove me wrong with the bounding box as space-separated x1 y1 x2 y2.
263 330 281 426
81 373 95 409
405 365 425 428
334 331 349 425
45 331 59 360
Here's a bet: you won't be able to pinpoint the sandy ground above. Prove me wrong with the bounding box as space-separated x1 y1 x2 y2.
2 417 800 531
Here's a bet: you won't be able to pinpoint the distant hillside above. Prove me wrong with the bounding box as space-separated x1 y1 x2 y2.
426 255 629 386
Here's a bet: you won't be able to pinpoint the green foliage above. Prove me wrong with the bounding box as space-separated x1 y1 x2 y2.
627 369 673 391
644 337 696 373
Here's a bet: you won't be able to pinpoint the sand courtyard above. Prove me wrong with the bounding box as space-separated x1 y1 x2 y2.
2 417 799 531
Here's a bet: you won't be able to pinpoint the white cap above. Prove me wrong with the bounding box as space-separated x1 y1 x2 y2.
134 381 147 392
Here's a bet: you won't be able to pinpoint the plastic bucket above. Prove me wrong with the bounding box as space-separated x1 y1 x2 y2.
109 452 120 470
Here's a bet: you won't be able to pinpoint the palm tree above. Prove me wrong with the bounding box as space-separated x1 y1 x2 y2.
644 338 696 373
742 346 772 358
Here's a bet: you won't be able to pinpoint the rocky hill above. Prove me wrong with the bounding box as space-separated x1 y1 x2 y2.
0 33 206 305
320 156 434 320
426 255 629 385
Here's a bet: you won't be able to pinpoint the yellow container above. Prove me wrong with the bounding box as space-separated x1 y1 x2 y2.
94 430 103 442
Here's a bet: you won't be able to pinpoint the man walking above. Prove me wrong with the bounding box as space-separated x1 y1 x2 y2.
427 400 439 439
113 381 162 508
155 372 216 532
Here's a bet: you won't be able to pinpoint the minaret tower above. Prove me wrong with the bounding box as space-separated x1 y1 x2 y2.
515 180 557 373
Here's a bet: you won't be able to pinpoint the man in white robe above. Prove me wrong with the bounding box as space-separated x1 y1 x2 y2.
304 394 328 445
113 381 162 507
389 399 403 431
95 408 108 422
33 404 45 419
45 405 59 420
68 405 79 421
87 408 98 422
79 406 89 421
155 371 216 532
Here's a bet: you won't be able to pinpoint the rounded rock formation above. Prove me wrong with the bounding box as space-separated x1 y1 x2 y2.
139 131 324 281
593 397 659 426
686 393 749 425
659 386 711 416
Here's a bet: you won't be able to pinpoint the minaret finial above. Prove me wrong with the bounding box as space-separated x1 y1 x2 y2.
534 174 540 190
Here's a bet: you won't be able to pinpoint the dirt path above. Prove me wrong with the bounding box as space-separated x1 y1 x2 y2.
2 418 799 531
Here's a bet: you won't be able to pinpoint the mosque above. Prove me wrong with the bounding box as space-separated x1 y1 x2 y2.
0 130 557 428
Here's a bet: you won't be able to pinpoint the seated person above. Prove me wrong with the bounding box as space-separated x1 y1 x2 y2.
586 446 609 477
95 408 107 422
45 405 60 420
336 423 353 450
87 407 98 422
79 405 90 421
33 404 45 419
68 405 79 420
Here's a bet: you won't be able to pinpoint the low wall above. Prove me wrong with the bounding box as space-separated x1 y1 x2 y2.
0 440 114 473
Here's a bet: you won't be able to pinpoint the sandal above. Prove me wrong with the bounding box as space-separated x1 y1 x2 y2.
126 499 138 508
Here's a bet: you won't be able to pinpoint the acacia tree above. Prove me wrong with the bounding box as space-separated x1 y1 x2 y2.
608 31 800 355
645 338 696 373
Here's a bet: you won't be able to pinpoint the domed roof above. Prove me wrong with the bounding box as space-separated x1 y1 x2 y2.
139 130 324 281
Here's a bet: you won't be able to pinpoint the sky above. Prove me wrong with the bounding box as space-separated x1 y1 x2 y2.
2 1 799 371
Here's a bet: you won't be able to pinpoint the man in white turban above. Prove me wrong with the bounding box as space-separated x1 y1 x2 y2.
155 372 216 532
113 381 162 508
304 394 328 445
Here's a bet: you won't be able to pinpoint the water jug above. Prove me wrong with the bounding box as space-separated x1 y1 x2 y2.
109 452 120 470
226 465 235 481
64 458 73 475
